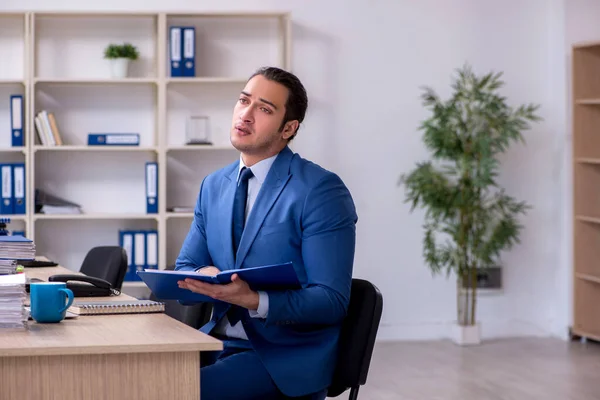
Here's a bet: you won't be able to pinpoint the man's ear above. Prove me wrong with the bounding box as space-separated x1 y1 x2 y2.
281 120 299 140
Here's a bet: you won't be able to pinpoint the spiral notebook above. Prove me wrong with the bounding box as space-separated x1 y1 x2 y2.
68 300 165 316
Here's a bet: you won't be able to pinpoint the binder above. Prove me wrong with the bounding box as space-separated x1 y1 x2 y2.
10 95 23 147
88 133 139 146
169 27 183 77
145 162 158 214
119 230 134 281
12 164 25 214
137 262 301 303
133 231 146 281
0 164 13 214
145 230 158 271
182 27 195 77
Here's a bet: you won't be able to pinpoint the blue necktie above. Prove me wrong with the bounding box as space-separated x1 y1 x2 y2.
232 167 254 257
228 166 254 325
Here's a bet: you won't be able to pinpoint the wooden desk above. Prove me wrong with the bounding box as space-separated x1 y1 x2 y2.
0 264 222 400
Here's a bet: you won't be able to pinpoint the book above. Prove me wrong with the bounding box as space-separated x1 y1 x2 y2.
68 300 165 315
137 261 301 303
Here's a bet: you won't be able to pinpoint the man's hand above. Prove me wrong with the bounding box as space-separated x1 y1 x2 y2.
177 273 260 310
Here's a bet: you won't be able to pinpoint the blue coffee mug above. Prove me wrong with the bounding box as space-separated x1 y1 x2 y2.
30 282 74 323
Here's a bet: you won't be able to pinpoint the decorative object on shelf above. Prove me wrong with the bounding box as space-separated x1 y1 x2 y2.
399 64 541 345
103 42 139 79
185 115 212 145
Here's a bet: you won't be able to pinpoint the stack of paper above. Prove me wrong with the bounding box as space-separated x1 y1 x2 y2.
0 259 17 275
0 235 35 260
0 273 27 329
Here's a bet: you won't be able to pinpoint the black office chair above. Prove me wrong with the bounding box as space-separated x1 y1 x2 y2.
79 246 128 291
327 279 383 400
149 264 213 329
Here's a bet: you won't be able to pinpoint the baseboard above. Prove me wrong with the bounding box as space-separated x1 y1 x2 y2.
376 319 554 342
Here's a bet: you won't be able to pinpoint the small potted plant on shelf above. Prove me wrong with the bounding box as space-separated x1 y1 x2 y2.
399 64 540 345
103 42 139 79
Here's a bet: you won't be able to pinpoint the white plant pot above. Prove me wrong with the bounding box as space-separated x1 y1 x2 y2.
451 322 481 346
109 58 130 79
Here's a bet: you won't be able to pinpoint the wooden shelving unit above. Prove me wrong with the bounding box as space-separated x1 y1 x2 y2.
572 40 600 341
0 11 291 290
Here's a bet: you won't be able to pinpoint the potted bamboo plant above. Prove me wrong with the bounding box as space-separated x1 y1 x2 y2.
103 42 139 79
400 65 541 345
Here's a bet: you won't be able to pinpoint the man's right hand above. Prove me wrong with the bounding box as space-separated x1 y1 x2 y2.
197 266 221 276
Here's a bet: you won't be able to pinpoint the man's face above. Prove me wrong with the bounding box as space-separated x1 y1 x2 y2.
230 75 296 163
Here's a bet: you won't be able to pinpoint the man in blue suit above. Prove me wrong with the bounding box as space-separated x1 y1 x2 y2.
175 66 358 400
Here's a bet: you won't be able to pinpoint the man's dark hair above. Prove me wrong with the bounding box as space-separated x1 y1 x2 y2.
248 66 308 140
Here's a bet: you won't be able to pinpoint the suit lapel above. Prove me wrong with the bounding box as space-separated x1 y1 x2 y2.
235 147 293 269
219 166 238 270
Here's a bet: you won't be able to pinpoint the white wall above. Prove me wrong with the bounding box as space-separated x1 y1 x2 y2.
1 0 573 341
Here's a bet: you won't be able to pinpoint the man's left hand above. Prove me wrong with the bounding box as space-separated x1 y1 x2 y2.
177 274 260 310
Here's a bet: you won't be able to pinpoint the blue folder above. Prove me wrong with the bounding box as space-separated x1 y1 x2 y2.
137 262 301 303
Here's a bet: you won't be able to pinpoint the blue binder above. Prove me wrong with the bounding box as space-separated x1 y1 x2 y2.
137 262 301 303
0 164 13 214
145 162 158 214
169 27 183 77
145 230 158 271
182 27 195 77
10 95 23 147
119 230 135 281
133 231 146 281
88 133 139 146
12 163 25 215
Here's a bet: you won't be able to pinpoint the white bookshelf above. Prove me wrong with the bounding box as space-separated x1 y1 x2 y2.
0 11 292 287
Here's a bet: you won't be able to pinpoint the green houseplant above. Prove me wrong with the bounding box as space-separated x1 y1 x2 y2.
103 43 139 78
400 65 541 344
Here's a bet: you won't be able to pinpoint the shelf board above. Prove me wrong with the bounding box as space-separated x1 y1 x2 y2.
575 215 600 224
576 273 600 285
166 11 288 18
0 147 26 153
0 215 27 222
0 79 24 85
166 212 194 219
166 77 247 84
34 214 159 221
575 99 600 105
34 145 157 152
34 77 158 85
167 145 235 151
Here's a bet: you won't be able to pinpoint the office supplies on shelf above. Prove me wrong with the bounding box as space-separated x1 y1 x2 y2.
145 162 158 214
182 26 195 77
10 95 23 147
88 133 140 146
34 189 82 214
67 299 165 315
138 262 301 303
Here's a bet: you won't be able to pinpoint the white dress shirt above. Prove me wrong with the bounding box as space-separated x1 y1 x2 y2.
212 153 278 340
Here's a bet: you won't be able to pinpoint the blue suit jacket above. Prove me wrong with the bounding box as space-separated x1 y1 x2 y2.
175 146 358 397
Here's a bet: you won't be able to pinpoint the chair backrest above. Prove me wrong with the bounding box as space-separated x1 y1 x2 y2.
327 278 383 397
79 246 128 290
